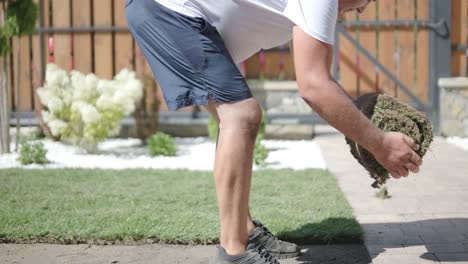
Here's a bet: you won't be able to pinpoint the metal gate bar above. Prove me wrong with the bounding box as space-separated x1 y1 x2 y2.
338 19 448 35
429 0 452 135
336 24 428 110
36 26 129 33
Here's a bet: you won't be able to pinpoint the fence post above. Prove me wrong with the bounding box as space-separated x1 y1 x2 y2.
429 0 451 135
333 27 340 82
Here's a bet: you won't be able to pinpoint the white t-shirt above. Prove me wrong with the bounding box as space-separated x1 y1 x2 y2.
155 0 338 63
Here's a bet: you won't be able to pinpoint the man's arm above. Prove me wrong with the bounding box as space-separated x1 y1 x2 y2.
292 26 422 178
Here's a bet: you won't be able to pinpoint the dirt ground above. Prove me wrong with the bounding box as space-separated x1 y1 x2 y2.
0 243 371 264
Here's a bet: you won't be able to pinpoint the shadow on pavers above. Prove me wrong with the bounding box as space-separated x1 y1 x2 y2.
362 218 468 263
277 218 372 264
290 244 372 264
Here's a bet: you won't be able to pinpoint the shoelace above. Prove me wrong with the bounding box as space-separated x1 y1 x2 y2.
257 247 279 264
260 225 280 243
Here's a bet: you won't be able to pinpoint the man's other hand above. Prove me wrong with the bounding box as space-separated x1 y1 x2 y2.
371 132 423 179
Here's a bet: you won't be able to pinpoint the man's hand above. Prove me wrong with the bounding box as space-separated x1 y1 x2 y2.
371 132 423 178
291 26 425 180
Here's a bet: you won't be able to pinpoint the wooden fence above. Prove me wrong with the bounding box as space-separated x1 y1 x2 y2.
2 0 467 112
452 0 468 77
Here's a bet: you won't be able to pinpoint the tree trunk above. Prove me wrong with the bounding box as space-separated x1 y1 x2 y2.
0 57 11 154
0 0 11 154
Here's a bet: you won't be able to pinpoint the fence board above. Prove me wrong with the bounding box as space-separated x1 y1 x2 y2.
72 0 92 74
32 33 41 111
266 50 295 80
396 0 415 103
52 0 71 71
244 50 294 80
263 51 294 80
41 0 50 71
93 0 113 79
378 0 396 97
357 2 378 95
451 0 461 76
114 0 133 73
460 0 466 77
338 13 359 98
284 51 296 80
451 0 462 75
461 0 467 76
31 0 42 112
7 52 13 110
416 0 429 101
11 36 32 111
244 54 260 79
451 0 468 77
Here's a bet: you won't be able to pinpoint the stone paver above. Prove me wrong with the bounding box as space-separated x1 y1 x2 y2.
315 126 468 264
0 244 371 264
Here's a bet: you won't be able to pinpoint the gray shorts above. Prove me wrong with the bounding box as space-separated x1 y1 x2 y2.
125 0 252 110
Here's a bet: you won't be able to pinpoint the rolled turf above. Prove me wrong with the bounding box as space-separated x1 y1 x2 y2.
345 93 433 188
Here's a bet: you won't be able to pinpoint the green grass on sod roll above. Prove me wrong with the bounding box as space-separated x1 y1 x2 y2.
0 168 362 245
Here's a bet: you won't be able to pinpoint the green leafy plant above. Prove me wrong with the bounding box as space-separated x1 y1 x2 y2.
0 16 18 56
207 115 218 142
147 132 177 157
6 0 38 35
17 136 48 165
0 0 38 57
253 136 269 166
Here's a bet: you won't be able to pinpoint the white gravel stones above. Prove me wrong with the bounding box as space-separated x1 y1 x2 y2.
0 137 327 170
446 136 468 151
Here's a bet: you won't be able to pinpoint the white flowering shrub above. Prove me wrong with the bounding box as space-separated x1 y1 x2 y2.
37 63 143 152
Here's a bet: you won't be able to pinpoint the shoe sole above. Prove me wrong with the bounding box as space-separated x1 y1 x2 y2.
271 251 301 259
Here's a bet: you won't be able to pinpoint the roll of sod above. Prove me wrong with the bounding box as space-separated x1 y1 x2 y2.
345 93 433 188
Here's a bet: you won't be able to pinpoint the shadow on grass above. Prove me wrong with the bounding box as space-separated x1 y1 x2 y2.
277 217 364 245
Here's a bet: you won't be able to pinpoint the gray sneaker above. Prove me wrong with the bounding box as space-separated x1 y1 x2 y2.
215 245 280 264
247 220 300 259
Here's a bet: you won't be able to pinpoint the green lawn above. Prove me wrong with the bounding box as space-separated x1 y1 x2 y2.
0 168 362 244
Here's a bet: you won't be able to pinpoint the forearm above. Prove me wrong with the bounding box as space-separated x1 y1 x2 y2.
300 79 383 153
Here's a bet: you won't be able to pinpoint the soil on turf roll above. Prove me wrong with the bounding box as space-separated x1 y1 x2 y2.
345 93 433 188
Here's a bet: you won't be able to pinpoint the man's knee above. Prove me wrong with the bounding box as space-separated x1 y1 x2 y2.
241 102 262 133
218 98 262 134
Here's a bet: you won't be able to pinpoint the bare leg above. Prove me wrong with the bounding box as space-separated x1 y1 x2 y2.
204 103 257 235
247 212 255 233
204 98 261 255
